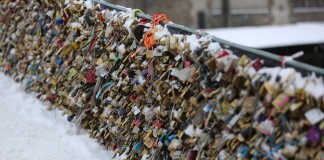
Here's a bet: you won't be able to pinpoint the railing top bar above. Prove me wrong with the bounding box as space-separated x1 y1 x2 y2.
91 0 324 77
211 36 324 76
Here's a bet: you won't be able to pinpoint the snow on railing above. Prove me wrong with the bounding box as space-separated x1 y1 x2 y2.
92 0 324 77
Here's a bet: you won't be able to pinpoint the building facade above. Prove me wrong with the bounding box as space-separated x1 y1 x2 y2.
104 0 324 29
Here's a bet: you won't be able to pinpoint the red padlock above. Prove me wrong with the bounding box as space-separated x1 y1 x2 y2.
252 58 262 71
85 67 96 84
154 121 163 128
217 49 229 58
130 94 137 102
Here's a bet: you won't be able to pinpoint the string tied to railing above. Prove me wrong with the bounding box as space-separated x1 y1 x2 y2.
280 51 304 68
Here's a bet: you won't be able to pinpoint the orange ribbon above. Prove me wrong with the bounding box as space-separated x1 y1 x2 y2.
144 13 170 49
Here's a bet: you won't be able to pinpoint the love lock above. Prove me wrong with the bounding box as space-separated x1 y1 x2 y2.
1 1 324 159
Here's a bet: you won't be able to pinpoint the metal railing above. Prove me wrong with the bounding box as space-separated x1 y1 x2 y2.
92 0 324 77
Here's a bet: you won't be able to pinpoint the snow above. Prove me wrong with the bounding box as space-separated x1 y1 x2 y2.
0 73 116 160
154 25 171 40
186 34 201 52
206 42 221 53
84 1 93 9
207 23 324 48
304 74 324 99
256 67 324 99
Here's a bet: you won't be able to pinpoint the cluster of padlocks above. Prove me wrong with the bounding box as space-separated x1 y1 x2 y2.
0 0 323 159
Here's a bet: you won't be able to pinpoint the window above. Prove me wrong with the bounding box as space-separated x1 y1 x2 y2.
211 0 269 15
293 0 324 13
197 11 206 29
229 0 269 15
293 0 324 7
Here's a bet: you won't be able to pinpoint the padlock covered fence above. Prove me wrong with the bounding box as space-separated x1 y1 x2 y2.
0 0 324 159
92 0 324 77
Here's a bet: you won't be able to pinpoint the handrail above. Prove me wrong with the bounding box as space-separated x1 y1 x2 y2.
91 0 324 77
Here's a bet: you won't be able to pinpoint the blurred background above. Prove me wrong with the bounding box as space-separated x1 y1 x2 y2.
104 0 324 68
105 0 324 28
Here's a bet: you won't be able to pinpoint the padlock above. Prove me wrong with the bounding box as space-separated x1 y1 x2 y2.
3 2 324 159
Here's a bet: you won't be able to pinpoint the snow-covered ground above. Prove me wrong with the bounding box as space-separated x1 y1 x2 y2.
0 73 115 160
207 22 324 48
